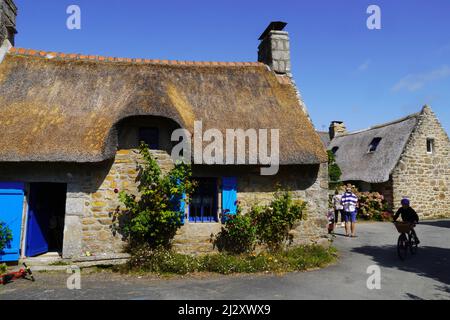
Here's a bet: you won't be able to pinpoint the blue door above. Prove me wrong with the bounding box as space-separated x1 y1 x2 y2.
26 185 49 257
0 182 25 262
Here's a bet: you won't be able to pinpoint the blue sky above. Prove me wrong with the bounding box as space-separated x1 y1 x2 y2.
14 0 450 134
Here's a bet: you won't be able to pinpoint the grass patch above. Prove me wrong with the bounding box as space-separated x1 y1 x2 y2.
116 245 338 275
48 260 71 266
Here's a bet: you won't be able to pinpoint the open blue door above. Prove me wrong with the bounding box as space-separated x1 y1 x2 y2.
26 185 49 257
0 182 25 262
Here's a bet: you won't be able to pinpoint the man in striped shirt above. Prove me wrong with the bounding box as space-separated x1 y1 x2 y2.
341 186 359 237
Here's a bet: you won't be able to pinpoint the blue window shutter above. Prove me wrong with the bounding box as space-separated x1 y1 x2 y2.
171 179 185 225
180 193 186 225
222 177 237 223
0 182 25 262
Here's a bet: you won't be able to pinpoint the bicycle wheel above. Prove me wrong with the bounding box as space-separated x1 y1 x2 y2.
397 233 408 260
409 233 418 255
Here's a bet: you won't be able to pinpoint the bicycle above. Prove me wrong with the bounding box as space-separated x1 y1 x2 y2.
394 221 418 261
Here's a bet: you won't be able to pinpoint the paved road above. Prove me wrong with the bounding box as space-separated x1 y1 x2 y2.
1 220 449 300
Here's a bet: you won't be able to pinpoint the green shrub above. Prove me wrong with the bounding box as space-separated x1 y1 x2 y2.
112 143 196 250
213 190 307 253
0 263 7 274
213 205 257 254
0 222 12 251
250 190 307 250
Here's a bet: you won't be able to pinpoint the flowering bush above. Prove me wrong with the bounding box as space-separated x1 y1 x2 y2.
355 190 391 221
0 221 12 251
335 185 392 221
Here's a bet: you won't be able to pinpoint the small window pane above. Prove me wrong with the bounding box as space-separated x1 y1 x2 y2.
427 138 434 154
368 137 382 153
139 127 159 149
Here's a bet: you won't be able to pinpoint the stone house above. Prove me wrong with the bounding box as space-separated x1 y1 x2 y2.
0 5 328 263
319 106 450 218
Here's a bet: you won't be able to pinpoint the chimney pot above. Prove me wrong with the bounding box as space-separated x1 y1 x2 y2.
329 121 347 140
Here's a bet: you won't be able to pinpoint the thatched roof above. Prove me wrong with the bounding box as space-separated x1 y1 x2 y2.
317 131 330 148
0 48 327 164
328 112 420 183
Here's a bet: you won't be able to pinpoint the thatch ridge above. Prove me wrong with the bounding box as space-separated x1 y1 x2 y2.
8 47 265 67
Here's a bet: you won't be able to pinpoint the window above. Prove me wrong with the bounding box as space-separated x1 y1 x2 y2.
331 147 339 154
138 127 159 149
368 137 382 153
189 178 218 222
427 138 434 154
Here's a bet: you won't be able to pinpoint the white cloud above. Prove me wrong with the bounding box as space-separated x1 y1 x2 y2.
357 59 371 72
392 65 450 92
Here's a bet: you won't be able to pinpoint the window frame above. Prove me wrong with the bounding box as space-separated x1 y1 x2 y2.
367 137 382 153
426 138 435 154
138 127 159 149
188 177 219 223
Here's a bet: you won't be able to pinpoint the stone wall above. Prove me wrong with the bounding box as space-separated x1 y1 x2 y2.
174 163 329 253
0 149 328 259
82 153 329 256
391 106 450 218
80 149 175 257
0 0 17 45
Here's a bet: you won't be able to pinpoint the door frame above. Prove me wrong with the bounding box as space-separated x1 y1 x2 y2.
24 182 67 257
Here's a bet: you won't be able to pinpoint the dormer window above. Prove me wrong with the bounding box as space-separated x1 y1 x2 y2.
139 127 159 149
426 138 434 154
368 137 382 153
331 147 339 154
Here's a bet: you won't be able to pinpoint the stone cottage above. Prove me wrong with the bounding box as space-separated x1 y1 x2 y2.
0 4 328 263
320 106 450 218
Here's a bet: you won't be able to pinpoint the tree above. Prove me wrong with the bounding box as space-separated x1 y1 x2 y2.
327 150 342 189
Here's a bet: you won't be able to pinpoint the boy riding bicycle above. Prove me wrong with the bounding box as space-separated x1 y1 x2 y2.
393 198 420 244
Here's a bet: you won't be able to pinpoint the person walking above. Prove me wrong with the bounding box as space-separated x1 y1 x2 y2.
332 190 344 229
341 186 358 237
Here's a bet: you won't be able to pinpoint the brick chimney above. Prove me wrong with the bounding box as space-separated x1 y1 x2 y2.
0 0 17 46
329 121 347 140
258 21 291 75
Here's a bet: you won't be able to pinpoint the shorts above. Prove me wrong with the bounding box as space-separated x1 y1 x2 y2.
343 211 357 223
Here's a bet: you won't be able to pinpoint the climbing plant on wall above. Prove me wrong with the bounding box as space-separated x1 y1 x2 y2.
112 143 196 250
